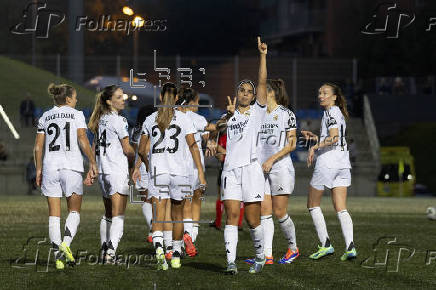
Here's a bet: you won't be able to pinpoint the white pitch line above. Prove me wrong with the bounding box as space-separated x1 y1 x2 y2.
0 105 20 139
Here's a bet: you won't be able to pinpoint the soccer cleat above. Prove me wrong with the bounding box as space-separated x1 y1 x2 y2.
225 262 238 275
249 257 266 274
100 242 108 264
245 256 273 265
171 252 181 269
165 246 174 260
59 242 75 264
104 252 117 265
278 248 300 264
55 259 65 270
156 247 168 271
340 247 357 261
183 232 197 257
309 245 335 260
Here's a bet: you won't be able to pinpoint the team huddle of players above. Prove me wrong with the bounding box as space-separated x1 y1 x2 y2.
33 37 356 274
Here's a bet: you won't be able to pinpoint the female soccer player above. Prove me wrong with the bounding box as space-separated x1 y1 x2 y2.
87 85 135 264
131 105 155 244
137 82 206 270
303 83 356 261
34 83 97 270
245 79 299 265
219 37 268 274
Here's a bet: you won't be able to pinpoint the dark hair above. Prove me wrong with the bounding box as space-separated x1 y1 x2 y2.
176 87 198 105
323 82 349 119
267 79 288 107
88 85 121 133
156 82 178 133
237 79 256 95
47 83 75 105
136 105 155 128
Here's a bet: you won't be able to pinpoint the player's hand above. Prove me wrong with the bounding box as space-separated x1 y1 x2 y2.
262 158 274 173
36 169 42 187
226 96 236 115
301 130 317 140
205 139 217 157
307 147 315 167
89 162 98 178
83 171 94 186
257 36 267 55
199 174 207 192
132 167 141 183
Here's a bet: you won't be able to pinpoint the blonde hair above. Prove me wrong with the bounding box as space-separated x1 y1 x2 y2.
88 85 120 134
47 83 75 105
156 83 178 133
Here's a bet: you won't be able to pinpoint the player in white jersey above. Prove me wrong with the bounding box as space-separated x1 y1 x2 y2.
175 87 217 257
131 105 155 244
33 83 97 270
87 85 135 264
215 37 268 274
244 79 299 266
136 83 206 270
302 83 356 261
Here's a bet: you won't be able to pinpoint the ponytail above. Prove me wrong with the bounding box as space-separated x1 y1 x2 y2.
267 78 288 107
47 83 75 105
323 82 349 119
88 85 120 134
156 83 178 133
176 87 198 106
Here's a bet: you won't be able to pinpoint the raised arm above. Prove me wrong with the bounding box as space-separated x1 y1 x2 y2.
257 36 268 106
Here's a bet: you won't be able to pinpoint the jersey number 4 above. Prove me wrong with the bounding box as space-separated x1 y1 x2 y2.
151 124 181 154
96 129 110 156
47 122 70 151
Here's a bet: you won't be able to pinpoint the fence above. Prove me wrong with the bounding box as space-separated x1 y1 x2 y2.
6 54 357 110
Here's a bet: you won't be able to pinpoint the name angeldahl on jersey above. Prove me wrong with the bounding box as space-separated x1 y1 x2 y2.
44 112 75 122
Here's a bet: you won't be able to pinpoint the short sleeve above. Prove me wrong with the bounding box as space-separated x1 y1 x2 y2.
183 114 196 135
326 110 339 129
285 110 297 131
198 115 208 132
254 101 267 126
114 116 129 139
76 111 87 129
36 117 45 134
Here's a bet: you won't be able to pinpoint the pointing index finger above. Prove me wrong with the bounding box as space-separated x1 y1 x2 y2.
257 36 261 46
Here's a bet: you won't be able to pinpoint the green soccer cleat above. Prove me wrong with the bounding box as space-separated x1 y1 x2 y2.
156 247 168 271
249 258 266 274
309 245 335 260
55 259 65 270
59 242 75 264
340 247 357 261
225 262 238 275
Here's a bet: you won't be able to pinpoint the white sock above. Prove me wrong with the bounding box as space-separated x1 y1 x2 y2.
278 214 297 251
173 240 183 255
261 215 274 257
183 219 193 236
109 215 124 252
250 225 265 260
49 216 62 247
224 225 238 264
192 223 199 243
142 202 153 230
152 231 164 249
309 207 330 247
163 230 172 250
337 210 354 250
63 211 80 247
99 216 112 246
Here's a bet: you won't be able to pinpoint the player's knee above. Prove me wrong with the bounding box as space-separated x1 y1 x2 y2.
273 207 286 219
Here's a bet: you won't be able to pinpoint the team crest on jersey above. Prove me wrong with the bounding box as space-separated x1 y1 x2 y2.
244 111 250 116
123 117 127 123
273 114 278 121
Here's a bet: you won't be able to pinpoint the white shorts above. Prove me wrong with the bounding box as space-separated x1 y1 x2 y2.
41 169 83 198
310 168 351 190
98 173 130 198
149 174 191 201
135 167 149 191
189 168 200 191
264 166 295 196
221 161 264 203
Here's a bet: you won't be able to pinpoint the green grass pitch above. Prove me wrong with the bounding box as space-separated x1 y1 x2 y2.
1 195 436 289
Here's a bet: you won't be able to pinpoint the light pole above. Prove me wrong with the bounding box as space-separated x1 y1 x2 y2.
123 6 144 71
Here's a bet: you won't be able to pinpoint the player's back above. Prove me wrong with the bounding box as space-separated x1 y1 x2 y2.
38 105 86 172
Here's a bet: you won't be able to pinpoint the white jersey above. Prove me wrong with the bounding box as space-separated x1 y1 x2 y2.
37 106 87 173
96 112 129 175
315 105 351 169
258 105 296 170
185 110 208 169
142 110 196 176
223 101 267 171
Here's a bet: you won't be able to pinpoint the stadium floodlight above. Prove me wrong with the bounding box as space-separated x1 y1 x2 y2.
0 105 20 139
132 16 144 27
122 6 134 16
